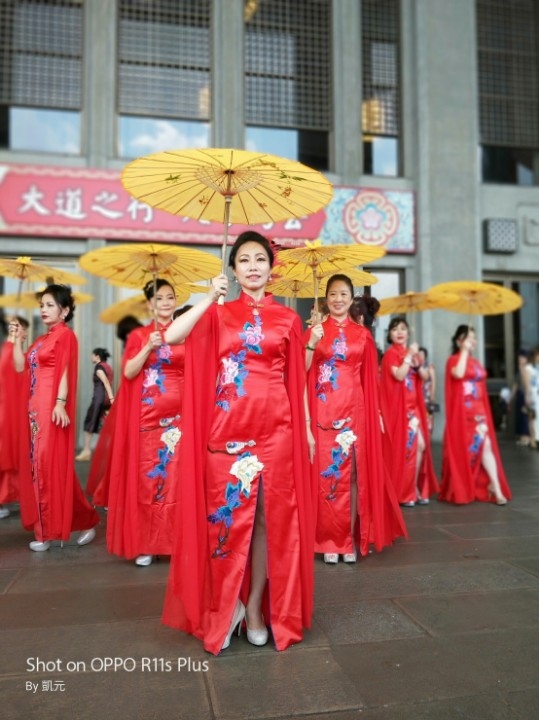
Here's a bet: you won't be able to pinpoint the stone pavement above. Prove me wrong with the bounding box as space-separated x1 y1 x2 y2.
1 439 538 720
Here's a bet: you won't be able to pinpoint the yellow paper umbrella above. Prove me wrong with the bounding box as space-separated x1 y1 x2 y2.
267 277 326 299
121 148 334 273
0 256 87 301
378 290 460 317
99 286 191 324
274 239 385 313
428 281 523 315
79 243 221 290
0 290 93 311
80 243 221 328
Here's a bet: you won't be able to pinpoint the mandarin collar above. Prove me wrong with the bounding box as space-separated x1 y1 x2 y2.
327 315 349 329
239 291 274 310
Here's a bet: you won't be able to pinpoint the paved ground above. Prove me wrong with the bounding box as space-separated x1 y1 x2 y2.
1 439 538 720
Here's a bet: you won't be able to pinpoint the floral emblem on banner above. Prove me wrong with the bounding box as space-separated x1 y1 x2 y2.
208 451 264 558
343 190 399 246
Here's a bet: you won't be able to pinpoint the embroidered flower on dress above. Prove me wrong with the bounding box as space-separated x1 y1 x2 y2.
157 344 172 361
161 426 181 454
333 337 347 359
336 429 357 455
208 451 264 558
321 428 356 501
240 315 264 354
216 351 248 411
230 453 264 496
148 421 181 502
221 357 240 385
143 367 159 388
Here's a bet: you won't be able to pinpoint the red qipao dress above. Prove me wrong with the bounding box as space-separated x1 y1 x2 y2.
306 318 407 556
439 353 511 504
106 323 184 558
18 324 98 541
162 292 314 655
0 341 26 503
380 344 438 504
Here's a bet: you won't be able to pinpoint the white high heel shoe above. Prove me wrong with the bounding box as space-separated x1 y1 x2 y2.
246 615 269 646
135 554 153 567
221 600 246 651
324 553 339 564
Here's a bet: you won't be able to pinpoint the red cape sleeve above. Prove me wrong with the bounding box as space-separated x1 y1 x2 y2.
105 327 146 557
360 333 408 551
163 309 219 638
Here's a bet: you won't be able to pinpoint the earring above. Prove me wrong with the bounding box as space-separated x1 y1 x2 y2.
234 277 238 283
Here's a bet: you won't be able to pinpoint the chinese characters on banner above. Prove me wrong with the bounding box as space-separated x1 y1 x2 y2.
0 164 415 252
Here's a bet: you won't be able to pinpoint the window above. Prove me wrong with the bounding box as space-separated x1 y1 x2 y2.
245 0 331 170
117 0 211 157
477 0 539 185
361 0 401 177
0 0 83 153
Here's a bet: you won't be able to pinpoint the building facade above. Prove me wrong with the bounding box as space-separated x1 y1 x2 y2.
0 0 538 439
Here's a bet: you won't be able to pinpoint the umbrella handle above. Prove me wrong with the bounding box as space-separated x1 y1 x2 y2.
313 268 320 323
151 275 159 330
218 195 233 306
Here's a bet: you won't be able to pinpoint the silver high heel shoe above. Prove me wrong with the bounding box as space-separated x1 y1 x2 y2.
29 540 51 552
221 600 246 651
77 527 96 546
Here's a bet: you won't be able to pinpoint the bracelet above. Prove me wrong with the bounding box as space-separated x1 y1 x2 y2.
305 344 316 351
56 397 67 403
403 356 412 364
306 418 311 423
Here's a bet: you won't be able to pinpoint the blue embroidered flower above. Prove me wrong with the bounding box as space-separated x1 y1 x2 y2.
208 451 264 558
240 314 264 354
147 423 181 502
316 332 347 401
216 350 248 411
405 413 420 461
141 341 172 407
321 428 357 500
28 346 41 398
468 418 487 466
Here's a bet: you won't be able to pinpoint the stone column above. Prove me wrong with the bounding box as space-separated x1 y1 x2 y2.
411 0 481 438
212 0 245 148
332 0 362 182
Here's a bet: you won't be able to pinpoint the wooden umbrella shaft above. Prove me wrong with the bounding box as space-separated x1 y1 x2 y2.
219 194 233 306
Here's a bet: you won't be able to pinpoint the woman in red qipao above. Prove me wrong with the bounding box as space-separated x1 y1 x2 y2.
380 317 438 507
105 279 185 567
306 275 406 565
162 231 315 655
439 325 511 505
0 316 29 518
11 285 98 551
